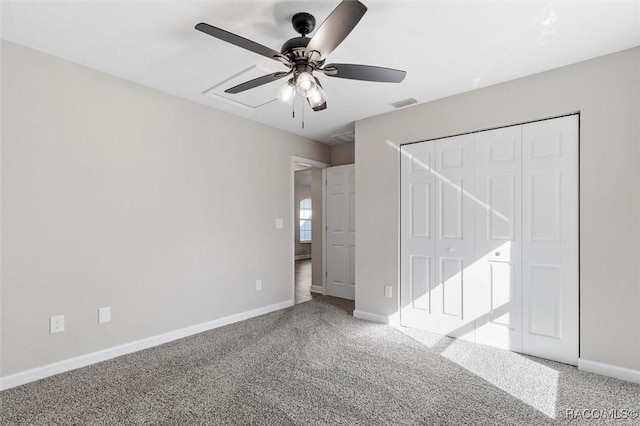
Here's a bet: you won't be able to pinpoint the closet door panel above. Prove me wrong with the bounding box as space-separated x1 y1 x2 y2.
401 134 475 338
432 134 476 339
400 143 436 328
522 115 578 365
474 126 523 351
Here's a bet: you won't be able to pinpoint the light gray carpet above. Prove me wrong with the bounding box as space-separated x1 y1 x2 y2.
1 296 638 425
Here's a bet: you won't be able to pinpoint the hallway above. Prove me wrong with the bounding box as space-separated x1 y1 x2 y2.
295 259 314 304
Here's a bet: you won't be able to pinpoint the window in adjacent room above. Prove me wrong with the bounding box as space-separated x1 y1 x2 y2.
300 198 312 242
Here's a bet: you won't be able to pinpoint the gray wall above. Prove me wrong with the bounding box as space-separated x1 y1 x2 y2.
0 41 330 376
294 170 312 257
355 47 640 371
331 142 355 166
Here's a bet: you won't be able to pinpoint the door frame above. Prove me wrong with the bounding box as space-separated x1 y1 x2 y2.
291 156 330 302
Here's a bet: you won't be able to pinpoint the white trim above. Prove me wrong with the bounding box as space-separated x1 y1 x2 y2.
578 358 640 384
322 168 327 295
291 156 330 170
0 299 294 391
290 160 296 303
353 310 400 326
294 254 311 260
310 285 325 295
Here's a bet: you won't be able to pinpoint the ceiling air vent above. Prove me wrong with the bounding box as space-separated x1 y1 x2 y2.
392 98 417 109
332 131 355 143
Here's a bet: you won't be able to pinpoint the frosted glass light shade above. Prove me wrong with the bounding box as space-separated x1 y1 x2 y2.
308 84 327 108
296 72 316 98
277 79 296 105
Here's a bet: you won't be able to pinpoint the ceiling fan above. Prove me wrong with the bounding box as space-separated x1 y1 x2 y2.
195 0 406 112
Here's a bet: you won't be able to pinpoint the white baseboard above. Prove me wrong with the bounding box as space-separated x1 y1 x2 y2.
0 299 294 391
578 358 640 384
294 254 311 260
353 310 400 326
310 285 324 295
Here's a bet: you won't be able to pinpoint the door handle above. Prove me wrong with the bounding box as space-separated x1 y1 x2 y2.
447 247 454 253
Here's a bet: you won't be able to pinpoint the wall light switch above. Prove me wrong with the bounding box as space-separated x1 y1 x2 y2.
384 285 393 298
50 315 64 334
275 219 284 229
98 307 111 324
256 280 262 291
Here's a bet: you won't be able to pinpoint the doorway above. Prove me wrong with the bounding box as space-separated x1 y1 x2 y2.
291 157 329 304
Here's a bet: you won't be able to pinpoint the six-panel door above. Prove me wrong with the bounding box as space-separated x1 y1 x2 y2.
326 164 356 300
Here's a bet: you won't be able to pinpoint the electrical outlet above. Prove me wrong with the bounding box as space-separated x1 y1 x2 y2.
98 307 111 324
256 279 262 291
384 285 393 298
275 219 284 229
50 315 64 334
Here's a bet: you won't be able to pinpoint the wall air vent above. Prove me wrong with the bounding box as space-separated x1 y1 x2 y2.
392 98 418 109
332 131 355 143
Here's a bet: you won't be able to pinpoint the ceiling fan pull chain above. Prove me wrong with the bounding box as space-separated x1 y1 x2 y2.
302 103 305 129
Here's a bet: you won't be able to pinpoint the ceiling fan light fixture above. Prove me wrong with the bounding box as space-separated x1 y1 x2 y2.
308 84 327 108
277 78 296 105
295 72 316 98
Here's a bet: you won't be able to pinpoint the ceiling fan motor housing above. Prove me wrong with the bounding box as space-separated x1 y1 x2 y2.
281 36 310 58
292 12 315 36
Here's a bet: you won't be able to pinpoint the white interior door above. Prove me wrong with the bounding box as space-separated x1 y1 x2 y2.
522 115 578 365
474 126 523 351
326 164 355 300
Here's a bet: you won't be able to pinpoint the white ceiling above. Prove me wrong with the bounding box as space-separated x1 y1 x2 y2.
2 1 639 145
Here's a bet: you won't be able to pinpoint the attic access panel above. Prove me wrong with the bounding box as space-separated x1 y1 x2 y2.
203 64 281 110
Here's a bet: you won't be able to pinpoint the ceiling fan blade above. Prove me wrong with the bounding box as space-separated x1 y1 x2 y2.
305 0 367 61
225 72 289 94
323 63 406 83
195 23 284 62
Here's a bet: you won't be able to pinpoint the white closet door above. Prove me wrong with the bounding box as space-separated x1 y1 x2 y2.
474 126 523 351
400 116 578 365
400 142 436 329
522 116 578 365
326 164 355 300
